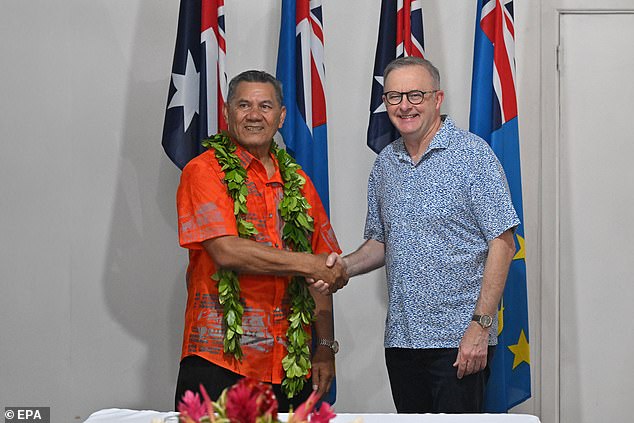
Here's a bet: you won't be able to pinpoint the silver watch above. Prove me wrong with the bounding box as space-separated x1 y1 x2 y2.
318 338 339 354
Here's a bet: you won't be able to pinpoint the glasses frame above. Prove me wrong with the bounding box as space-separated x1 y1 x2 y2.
382 89 438 105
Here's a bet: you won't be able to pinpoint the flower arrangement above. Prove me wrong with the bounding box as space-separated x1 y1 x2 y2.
176 378 336 423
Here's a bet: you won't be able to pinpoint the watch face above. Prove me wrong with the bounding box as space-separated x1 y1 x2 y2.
480 315 493 328
331 340 339 354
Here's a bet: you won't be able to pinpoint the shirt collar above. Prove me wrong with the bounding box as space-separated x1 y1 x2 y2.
393 115 454 162
232 140 283 184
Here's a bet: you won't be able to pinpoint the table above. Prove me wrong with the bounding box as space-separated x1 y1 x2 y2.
83 408 541 423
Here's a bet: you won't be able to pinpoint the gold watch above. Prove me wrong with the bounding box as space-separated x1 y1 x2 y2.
472 314 493 329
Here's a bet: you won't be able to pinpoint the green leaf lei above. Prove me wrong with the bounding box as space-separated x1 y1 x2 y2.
201 132 316 398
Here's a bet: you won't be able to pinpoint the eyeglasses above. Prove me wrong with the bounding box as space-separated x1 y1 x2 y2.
383 90 438 105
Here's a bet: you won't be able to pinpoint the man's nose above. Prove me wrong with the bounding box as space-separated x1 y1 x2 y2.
246 108 263 120
398 98 414 110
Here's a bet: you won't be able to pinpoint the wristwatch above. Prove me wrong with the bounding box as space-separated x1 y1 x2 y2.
318 338 339 354
472 314 493 329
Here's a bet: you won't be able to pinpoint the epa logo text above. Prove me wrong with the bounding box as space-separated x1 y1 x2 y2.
4 407 50 423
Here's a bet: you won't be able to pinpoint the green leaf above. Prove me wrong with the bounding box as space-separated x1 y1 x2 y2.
226 309 235 326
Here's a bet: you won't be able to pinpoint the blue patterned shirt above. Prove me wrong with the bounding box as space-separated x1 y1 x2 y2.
364 116 519 349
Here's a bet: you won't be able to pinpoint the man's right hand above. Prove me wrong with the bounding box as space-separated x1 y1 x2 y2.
308 253 349 294
308 253 348 295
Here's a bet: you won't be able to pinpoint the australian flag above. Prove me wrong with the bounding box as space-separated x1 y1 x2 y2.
276 0 330 212
367 0 425 154
469 0 531 412
162 0 227 169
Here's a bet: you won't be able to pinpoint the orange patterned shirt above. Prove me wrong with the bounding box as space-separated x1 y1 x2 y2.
177 144 340 383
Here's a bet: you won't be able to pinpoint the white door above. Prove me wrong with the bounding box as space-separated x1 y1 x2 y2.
558 11 634 423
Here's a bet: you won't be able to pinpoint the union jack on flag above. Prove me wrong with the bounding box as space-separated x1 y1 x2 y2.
276 0 330 211
162 0 227 169
367 0 425 153
469 0 531 412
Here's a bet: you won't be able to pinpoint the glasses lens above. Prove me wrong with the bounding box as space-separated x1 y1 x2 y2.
385 92 402 105
407 91 424 104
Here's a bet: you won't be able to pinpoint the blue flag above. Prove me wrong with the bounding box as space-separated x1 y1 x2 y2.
367 0 425 154
469 0 531 412
276 0 336 404
276 0 330 212
162 0 227 169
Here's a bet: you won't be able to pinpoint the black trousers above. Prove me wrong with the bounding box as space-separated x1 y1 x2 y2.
175 355 313 412
385 346 495 413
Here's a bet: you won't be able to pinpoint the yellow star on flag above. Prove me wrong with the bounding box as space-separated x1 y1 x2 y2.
497 299 505 336
513 234 525 261
508 329 530 369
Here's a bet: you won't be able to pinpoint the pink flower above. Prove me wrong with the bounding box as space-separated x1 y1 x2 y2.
289 392 336 423
177 390 207 423
310 402 336 423
257 385 278 418
225 378 278 423
199 384 216 422
288 390 319 423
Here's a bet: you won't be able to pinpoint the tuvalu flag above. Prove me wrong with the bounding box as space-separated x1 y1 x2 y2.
162 0 227 169
276 0 337 405
276 0 330 212
469 0 531 412
367 0 425 154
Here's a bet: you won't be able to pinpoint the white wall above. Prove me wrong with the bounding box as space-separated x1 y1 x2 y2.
0 1 540 421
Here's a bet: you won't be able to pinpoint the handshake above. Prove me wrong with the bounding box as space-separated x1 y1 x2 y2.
307 253 349 295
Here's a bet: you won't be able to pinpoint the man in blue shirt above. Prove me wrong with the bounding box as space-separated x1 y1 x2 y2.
320 57 519 413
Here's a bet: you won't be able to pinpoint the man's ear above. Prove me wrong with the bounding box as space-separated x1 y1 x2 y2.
434 90 445 111
278 106 287 128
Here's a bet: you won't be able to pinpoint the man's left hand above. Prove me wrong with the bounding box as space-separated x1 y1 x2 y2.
310 345 335 398
453 322 489 379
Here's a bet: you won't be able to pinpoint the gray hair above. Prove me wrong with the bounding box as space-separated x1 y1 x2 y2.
226 70 284 106
383 56 441 89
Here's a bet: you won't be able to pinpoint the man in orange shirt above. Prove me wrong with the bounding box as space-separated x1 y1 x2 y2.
175 70 345 411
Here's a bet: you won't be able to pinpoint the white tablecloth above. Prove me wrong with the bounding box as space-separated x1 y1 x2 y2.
84 408 541 423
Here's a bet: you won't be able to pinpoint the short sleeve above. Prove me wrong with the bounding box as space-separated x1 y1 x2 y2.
177 154 238 249
363 161 385 242
300 172 341 255
469 143 520 241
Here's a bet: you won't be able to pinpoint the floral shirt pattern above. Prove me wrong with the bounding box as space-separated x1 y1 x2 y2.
364 116 519 349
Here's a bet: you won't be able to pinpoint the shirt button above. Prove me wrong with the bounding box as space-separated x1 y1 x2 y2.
275 243 279 248
268 214 273 218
